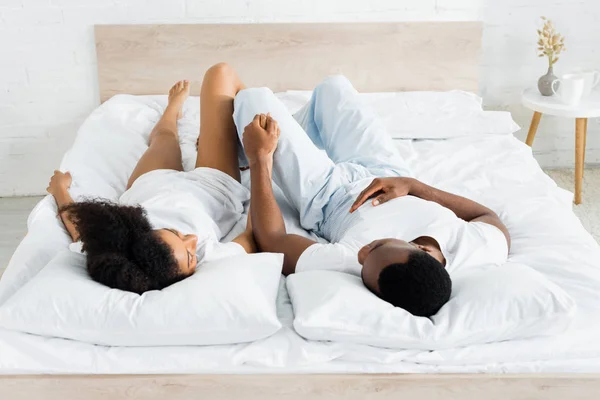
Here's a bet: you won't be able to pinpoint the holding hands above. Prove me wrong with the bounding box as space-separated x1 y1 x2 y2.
243 113 280 166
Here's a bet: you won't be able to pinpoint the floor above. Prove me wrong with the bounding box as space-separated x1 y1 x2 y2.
1 196 44 275
545 168 600 242
0 168 599 276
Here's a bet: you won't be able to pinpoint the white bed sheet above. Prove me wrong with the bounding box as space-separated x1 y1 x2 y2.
2 129 600 374
1 278 600 374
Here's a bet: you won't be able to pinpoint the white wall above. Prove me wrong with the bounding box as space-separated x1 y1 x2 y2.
481 0 600 167
0 0 598 196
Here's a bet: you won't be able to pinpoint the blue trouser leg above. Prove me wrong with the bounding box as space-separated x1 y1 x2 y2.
294 75 412 178
233 88 346 232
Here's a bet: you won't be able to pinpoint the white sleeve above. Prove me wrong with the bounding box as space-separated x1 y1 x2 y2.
445 221 509 275
295 243 362 276
200 240 247 265
69 241 84 254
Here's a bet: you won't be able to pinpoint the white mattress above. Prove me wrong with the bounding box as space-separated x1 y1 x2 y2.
2 99 600 374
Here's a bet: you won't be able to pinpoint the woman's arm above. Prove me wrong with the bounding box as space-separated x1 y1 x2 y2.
46 170 79 242
231 212 257 254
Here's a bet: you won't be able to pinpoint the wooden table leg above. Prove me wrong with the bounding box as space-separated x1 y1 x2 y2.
526 112 542 146
583 118 588 177
575 118 586 204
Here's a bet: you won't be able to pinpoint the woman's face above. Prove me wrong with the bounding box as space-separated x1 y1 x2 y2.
155 229 198 276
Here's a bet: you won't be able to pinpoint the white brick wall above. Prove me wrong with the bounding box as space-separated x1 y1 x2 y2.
482 0 600 167
0 0 598 196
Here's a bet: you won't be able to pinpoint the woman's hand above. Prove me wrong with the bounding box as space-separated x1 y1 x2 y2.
46 170 72 197
242 113 280 167
350 177 415 213
46 170 79 242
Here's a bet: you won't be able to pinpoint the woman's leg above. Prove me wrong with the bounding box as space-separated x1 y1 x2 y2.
195 63 246 182
126 80 189 189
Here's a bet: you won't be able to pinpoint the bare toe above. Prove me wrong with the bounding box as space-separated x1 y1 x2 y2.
167 80 190 119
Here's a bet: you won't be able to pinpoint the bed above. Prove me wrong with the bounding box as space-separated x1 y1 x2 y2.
1 23 600 399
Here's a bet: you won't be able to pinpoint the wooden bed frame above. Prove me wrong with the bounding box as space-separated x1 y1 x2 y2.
95 22 481 101
2 22 599 399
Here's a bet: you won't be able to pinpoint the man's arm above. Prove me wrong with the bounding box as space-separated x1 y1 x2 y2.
351 177 510 250
46 170 80 242
249 160 316 275
244 114 316 275
410 180 510 249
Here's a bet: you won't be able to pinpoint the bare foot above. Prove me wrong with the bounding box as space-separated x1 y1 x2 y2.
168 80 190 119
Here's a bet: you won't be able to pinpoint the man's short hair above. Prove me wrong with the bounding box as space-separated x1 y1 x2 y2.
378 250 452 317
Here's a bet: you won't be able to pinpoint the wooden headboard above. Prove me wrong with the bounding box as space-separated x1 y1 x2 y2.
95 22 482 102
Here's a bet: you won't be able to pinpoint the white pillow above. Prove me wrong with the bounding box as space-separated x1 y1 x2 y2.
0 93 304 311
286 263 575 350
276 90 520 139
275 91 313 114
0 250 283 346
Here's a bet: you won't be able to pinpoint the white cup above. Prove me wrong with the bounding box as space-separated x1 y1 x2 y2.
552 74 585 106
570 69 600 96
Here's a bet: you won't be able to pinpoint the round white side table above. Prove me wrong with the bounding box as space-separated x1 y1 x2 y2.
522 88 600 204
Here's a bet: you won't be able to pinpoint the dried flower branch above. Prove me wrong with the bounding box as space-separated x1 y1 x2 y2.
537 16 566 68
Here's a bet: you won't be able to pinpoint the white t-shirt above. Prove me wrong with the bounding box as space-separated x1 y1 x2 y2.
119 167 250 266
297 183 508 277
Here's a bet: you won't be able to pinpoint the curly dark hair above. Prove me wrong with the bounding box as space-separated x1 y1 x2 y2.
378 250 452 317
61 201 185 294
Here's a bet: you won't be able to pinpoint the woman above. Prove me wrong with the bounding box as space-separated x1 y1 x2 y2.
46 63 255 294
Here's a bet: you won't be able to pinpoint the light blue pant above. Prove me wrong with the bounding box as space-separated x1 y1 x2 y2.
233 76 411 237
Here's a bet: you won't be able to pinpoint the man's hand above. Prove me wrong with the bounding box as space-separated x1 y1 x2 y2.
47 170 72 196
243 113 280 166
350 177 415 213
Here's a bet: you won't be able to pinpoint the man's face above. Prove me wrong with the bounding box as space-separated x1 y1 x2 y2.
358 238 444 295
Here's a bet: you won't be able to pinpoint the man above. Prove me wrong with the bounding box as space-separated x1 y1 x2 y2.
234 75 510 317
